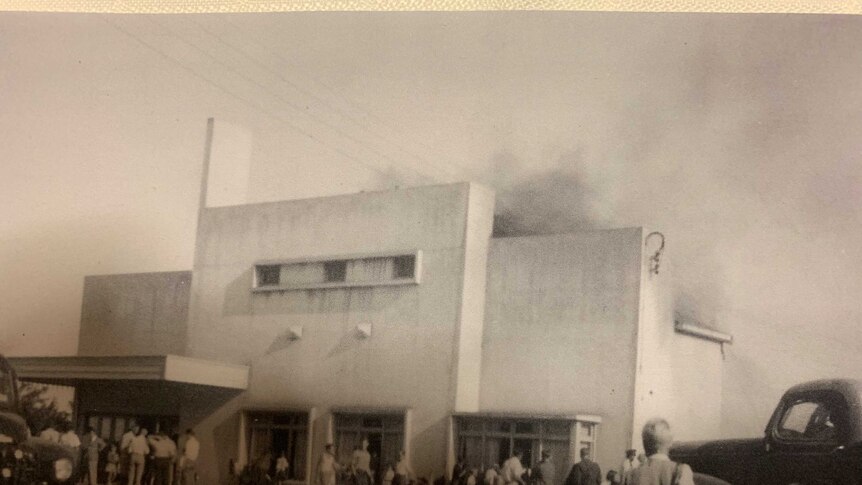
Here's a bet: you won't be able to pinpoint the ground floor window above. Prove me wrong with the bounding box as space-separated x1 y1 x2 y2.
455 417 575 485
334 413 405 484
248 412 310 481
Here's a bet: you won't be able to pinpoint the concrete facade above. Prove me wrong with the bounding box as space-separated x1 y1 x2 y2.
60 182 724 485
78 271 191 356
481 230 643 472
185 183 495 484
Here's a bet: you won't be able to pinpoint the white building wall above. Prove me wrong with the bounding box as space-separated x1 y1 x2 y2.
452 184 495 413
631 235 723 450
670 334 723 441
184 182 495 485
480 228 644 475
64 182 725 485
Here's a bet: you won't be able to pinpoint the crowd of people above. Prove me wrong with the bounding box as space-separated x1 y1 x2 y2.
37 420 200 485
237 419 695 485
83 417 694 485
447 418 695 485
239 438 419 485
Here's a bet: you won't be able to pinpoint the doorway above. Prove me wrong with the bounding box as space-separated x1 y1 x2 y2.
334 413 405 484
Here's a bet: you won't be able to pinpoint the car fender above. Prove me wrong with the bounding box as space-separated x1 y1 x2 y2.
693 472 733 485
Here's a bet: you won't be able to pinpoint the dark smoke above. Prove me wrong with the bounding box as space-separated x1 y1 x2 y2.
481 150 725 332
484 151 604 238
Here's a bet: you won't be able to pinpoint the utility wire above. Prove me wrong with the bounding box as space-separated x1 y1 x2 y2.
218 16 481 180
146 15 440 185
186 15 463 181
100 14 398 181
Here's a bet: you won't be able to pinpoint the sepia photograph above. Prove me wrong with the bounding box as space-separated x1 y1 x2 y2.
1 7 861 485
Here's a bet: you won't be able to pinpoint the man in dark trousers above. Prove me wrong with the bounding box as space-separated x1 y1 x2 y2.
565 448 601 485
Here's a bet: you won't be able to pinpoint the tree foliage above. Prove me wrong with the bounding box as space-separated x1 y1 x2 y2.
17 381 72 434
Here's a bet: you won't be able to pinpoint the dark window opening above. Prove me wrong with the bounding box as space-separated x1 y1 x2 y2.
334 413 405 485
248 412 309 481
392 255 416 279
455 417 576 479
362 417 383 428
257 265 281 286
324 261 347 282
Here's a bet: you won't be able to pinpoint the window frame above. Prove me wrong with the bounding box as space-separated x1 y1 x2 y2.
246 411 311 482
454 417 573 471
251 250 422 292
255 265 282 287
772 393 847 444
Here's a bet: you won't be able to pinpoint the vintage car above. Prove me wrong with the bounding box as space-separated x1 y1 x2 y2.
671 379 862 485
0 355 77 485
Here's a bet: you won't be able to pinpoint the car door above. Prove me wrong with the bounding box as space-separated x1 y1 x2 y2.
759 392 847 485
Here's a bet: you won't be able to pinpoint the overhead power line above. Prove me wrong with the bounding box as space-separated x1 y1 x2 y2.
186 16 464 181
146 15 440 185
99 14 430 185
217 16 482 180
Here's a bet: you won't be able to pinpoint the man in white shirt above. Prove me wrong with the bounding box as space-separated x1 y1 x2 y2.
484 464 500 485
351 438 372 485
82 426 106 485
148 430 177 485
501 450 526 485
39 423 60 443
629 419 693 485
58 425 81 451
127 428 150 485
120 424 140 480
178 428 200 485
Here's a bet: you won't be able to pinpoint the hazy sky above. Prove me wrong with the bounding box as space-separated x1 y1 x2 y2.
2 11 861 434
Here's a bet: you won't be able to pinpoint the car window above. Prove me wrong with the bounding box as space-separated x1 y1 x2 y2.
0 367 9 405
777 399 838 441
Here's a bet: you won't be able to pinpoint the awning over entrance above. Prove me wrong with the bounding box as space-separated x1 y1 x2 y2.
7 354 249 390
452 411 602 423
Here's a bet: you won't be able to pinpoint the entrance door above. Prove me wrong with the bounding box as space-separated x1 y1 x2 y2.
335 413 405 485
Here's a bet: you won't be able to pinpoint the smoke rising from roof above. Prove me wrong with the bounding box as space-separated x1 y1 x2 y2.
487 152 601 238
482 149 728 330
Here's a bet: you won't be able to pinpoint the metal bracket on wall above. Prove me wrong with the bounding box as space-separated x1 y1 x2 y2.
646 231 665 275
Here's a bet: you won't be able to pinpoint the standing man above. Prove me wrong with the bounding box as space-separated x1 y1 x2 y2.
148 429 177 485
82 426 106 485
565 448 601 485
629 419 693 485
393 450 414 485
501 450 526 485
533 450 555 485
452 457 467 485
121 424 141 482
128 428 150 485
351 438 372 485
177 429 199 485
620 450 638 485
316 444 339 485
484 464 500 485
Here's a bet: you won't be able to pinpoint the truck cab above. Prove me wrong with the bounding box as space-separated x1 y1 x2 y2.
0 355 77 485
671 379 862 485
